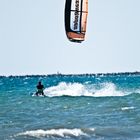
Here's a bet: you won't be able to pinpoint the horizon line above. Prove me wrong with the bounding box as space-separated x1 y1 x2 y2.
0 71 140 77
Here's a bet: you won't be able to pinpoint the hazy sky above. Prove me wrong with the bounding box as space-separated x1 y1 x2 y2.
0 0 140 75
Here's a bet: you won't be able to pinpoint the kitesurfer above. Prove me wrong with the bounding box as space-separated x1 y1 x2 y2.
36 81 44 96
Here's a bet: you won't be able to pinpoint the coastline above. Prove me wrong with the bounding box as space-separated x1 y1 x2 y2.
0 71 140 78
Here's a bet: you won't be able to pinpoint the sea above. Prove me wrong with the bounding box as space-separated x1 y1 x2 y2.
0 72 140 140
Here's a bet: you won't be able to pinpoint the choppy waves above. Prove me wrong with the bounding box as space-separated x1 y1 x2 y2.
1 74 140 140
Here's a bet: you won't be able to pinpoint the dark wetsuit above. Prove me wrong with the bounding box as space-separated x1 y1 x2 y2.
36 83 44 95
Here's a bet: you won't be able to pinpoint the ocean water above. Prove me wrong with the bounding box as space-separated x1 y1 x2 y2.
0 73 140 140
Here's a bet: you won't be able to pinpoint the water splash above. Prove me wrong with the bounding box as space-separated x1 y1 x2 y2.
93 83 125 97
44 82 91 97
44 82 129 97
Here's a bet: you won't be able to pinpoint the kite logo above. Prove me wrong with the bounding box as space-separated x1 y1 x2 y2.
74 0 79 30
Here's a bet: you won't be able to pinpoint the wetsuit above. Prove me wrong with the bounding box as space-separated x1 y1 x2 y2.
36 83 44 95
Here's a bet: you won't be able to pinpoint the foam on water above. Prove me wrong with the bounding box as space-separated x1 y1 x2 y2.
121 106 135 111
15 128 95 138
44 82 129 97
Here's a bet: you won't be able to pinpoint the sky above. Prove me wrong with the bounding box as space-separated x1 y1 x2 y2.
0 0 140 76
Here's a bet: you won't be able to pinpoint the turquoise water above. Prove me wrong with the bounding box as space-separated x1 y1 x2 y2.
0 73 140 140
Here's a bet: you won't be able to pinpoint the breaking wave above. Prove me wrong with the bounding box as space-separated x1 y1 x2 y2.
15 128 95 138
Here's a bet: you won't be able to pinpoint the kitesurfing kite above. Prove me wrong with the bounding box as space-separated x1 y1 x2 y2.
65 0 88 43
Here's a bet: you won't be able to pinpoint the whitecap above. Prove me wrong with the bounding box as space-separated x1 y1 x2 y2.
15 128 95 138
121 106 135 111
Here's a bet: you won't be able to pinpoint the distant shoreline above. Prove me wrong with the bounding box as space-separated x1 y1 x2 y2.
0 71 140 78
